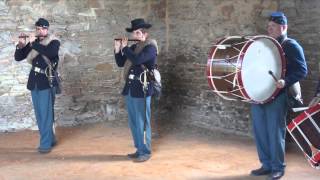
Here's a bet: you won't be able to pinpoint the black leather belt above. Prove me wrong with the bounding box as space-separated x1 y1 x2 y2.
31 66 46 74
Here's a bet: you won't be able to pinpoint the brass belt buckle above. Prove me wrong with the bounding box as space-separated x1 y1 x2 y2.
128 74 134 80
34 67 41 73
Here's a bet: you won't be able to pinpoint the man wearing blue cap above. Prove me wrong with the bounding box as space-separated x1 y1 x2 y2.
114 18 158 162
250 12 307 179
14 18 60 154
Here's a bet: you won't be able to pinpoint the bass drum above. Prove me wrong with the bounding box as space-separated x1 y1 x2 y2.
207 35 286 104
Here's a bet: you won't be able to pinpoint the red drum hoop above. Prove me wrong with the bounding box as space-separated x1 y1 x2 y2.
287 103 320 169
206 35 286 104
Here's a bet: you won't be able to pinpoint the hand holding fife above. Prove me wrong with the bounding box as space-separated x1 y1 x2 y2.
121 37 128 49
114 39 121 53
276 79 285 88
18 33 27 48
28 34 36 44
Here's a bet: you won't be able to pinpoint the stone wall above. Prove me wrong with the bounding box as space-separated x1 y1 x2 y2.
1 0 319 136
162 0 320 135
0 0 167 131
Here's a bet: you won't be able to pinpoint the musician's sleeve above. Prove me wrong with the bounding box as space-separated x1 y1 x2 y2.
114 51 127 67
115 45 137 67
14 43 32 61
122 45 156 65
31 40 60 59
284 42 308 88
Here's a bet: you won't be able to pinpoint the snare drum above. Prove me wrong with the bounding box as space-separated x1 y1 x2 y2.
287 104 320 169
207 35 286 104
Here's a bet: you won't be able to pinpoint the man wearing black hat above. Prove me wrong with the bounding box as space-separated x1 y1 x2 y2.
14 18 60 154
250 12 307 179
114 18 158 162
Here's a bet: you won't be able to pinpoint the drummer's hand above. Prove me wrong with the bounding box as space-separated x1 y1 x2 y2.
276 79 285 88
18 33 27 48
308 96 320 107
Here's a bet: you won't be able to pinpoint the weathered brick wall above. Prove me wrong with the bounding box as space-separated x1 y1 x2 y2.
1 0 319 136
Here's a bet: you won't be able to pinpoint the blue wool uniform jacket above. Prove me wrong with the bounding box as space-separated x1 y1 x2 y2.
278 35 308 95
14 39 60 91
115 44 157 98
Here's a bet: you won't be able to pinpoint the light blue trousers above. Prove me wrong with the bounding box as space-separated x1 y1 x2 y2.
31 87 55 150
125 94 151 156
251 92 288 172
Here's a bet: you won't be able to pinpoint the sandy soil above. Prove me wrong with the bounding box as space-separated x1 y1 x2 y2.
0 121 319 180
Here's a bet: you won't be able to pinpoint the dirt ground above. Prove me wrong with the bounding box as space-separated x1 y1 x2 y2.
0 121 319 180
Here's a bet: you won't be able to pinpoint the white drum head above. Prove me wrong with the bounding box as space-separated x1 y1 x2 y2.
240 38 283 103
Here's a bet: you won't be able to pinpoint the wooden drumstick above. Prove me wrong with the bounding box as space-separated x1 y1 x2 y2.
268 70 278 82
